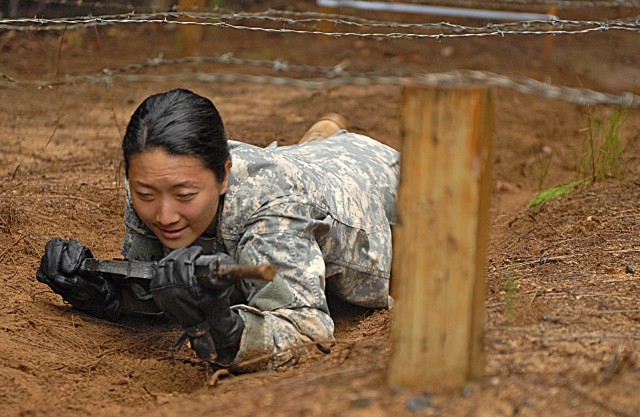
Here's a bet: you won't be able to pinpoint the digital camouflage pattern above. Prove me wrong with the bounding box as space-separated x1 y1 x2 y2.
121 131 400 370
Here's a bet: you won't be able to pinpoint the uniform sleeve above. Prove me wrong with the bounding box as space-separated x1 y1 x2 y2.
229 216 335 372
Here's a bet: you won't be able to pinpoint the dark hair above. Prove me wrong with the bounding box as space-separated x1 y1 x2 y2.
122 88 230 182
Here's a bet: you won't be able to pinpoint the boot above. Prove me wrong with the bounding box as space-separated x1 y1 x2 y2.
298 113 349 144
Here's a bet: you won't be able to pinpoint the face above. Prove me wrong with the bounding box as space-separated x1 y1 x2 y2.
128 148 230 250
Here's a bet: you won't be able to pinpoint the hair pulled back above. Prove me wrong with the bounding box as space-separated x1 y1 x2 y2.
122 88 230 182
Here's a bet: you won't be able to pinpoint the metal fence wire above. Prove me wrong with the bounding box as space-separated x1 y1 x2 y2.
2 12 640 38
1 6 639 108
8 0 640 12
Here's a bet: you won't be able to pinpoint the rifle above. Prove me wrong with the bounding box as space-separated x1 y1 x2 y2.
79 255 276 288
77 255 276 316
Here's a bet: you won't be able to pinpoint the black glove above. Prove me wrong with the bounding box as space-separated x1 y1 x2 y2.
150 246 245 368
36 238 123 321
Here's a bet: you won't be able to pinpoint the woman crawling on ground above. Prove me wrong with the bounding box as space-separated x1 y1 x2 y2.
35 88 399 371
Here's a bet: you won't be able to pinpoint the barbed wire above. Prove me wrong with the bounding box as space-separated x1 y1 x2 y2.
1 12 640 38
403 0 640 8
26 0 640 11
2 0 135 12
96 53 410 78
232 10 640 34
1 67 638 108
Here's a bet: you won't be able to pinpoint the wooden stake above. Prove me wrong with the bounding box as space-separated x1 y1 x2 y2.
317 6 338 38
388 86 494 389
177 0 206 56
544 4 557 62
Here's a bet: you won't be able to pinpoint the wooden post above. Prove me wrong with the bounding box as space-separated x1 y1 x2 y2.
177 0 206 56
388 86 494 389
318 6 338 37
543 4 557 62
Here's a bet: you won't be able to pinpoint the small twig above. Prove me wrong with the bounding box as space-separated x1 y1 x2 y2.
604 247 640 255
41 25 68 153
600 276 640 284
261 363 386 392
92 22 123 139
0 72 16 82
142 385 159 399
586 309 640 315
496 254 577 270
234 337 346 369
207 368 230 387
10 164 20 181
568 380 636 417
95 347 120 359
0 234 27 263
528 290 539 314
39 194 113 214
161 337 354 375
572 293 636 301
543 332 640 342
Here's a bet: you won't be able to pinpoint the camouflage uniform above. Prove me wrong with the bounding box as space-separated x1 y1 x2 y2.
121 131 400 370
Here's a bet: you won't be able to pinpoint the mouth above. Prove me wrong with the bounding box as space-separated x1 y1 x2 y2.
157 226 187 240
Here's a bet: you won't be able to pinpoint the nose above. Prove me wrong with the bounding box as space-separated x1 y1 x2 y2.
155 198 180 227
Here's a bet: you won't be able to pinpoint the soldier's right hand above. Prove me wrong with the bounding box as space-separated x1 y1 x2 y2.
36 238 123 321
151 246 244 367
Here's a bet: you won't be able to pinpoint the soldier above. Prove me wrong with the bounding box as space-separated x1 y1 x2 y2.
35 88 400 371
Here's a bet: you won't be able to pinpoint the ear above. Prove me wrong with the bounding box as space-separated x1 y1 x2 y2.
219 159 232 195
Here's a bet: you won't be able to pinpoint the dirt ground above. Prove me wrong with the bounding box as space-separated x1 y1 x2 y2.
1 2 640 416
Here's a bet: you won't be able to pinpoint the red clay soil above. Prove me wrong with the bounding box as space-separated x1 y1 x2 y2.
1 2 640 416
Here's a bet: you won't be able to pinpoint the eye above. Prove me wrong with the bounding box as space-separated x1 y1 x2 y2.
136 192 154 201
177 192 197 200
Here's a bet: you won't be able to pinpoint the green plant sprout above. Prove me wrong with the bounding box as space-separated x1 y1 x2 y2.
528 107 627 208
577 107 626 182
533 146 553 192
528 180 587 208
502 263 519 323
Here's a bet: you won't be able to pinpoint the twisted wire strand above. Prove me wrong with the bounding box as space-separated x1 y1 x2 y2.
2 12 640 38
1 67 638 108
17 0 640 11
401 0 640 8
96 54 409 78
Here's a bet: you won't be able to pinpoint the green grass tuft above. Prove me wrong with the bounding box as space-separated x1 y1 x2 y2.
528 180 586 208
528 107 627 208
